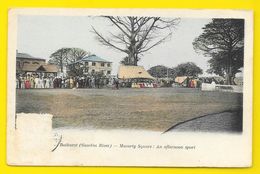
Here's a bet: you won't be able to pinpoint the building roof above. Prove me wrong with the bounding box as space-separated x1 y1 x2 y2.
18 64 58 73
83 55 111 62
16 52 45 60
18 64 39 72
69 55 111 65
42 64 59 73
118 65 155 80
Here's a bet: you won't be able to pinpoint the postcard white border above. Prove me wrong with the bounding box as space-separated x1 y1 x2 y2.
7 8 253 167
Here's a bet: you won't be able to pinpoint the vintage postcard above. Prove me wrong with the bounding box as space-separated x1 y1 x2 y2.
7 8 253 167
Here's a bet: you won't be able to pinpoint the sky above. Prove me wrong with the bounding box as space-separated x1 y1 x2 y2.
17 15 212 76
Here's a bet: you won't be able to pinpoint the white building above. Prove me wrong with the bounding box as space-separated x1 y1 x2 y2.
67 55 112 76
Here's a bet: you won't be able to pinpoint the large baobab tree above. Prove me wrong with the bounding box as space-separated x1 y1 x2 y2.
92 16 180 66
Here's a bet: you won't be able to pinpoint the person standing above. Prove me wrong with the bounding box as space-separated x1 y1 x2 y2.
69 77 73 88
65 78 69 88
88 77 91 88
43 76 47 88
20 76 25 89
115 78 119 90
34 75 39 88
25 75 31 89
39 77 44 88
61 77 65 88
53 77 57 88
193 79 197 88
18 76 22 89
45 77 50 88
49 76 54 88
16 77 19 89
96 77 100 88
91 77 95 88
186 77 190 88
17 76 21 89
30 75 35 89
73 77 77 88
82 76 86 88
196 79 201 89
59 77 62 88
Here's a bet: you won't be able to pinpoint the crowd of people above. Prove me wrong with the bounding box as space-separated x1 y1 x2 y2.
172 76 225 88
184 78 202 88
17 74 225 90
16 74 120 89
16 74 52 89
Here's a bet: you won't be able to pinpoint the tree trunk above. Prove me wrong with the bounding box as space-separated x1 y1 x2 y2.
60 64 63 73
225 74 231 85
225 49 233 85
225 73 235 85
133 56 138 66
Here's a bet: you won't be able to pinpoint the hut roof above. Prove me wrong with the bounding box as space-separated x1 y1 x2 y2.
42 64 59 73
175 76 188 84
18 64 58 73
118 65 155 79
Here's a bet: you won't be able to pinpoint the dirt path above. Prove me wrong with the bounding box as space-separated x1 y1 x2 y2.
165 110 242 133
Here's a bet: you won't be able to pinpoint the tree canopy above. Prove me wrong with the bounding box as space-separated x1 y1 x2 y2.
148 65 175 78
172 62 203 77
92 16 179 66
193 19 244 84
48 48 90 75
148 62 202 78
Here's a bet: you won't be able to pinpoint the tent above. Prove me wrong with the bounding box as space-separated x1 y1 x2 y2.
118 65 155 80
175 76 188 84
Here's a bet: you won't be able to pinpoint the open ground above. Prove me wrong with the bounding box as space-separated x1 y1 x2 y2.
16 88 243 132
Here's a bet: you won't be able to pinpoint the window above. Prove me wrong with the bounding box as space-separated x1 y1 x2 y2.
107 71 111 74
33 62 39 65
92 62 96 66
85 62 89 66
107 63 111 67
84 67 89 73
23 61 30 64
101 63 105 67
91 69 95 74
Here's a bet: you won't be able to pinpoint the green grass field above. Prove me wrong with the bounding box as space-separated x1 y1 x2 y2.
16 88 243 132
